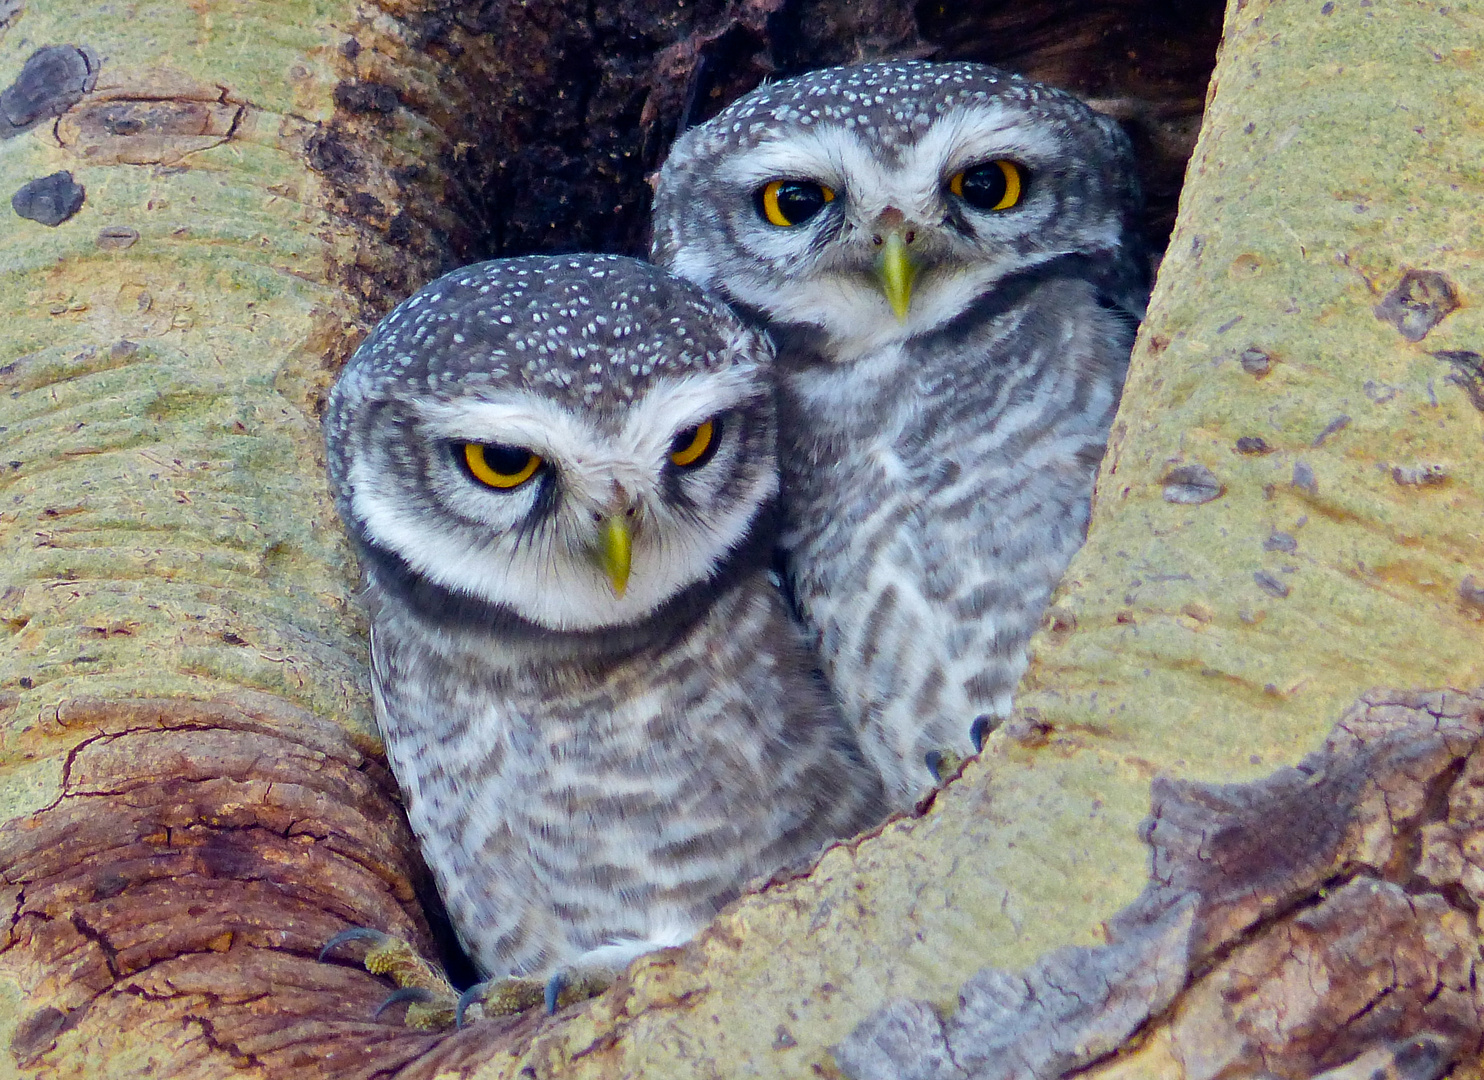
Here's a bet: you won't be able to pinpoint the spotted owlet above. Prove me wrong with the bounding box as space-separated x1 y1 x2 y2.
324 254 885 997
652 61 1147 807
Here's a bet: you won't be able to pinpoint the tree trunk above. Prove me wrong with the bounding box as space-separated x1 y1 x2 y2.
3 0 1477 1078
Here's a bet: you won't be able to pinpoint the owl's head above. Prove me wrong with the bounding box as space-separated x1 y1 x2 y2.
325 255 779 634
652 60 1145 360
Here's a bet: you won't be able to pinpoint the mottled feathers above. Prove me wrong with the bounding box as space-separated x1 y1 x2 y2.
653 61 1147 805
325 254 885 981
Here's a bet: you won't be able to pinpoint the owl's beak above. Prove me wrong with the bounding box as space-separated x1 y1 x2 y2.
873 229 918 323
597 516 632 597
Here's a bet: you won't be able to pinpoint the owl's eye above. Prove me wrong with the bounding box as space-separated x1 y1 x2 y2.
461 442 542 489
755 179 836 227
669 418 720 469
948 160 1024 212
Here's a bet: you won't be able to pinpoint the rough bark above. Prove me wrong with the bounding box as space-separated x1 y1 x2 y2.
4 0 1477 1078
836 689 1484 1080
0 1 463 1073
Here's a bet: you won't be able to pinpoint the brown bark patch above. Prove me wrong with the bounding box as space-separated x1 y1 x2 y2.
54 69 243 167
835 689 1484 1079
0 694 531 1078
1171 878 1475 1078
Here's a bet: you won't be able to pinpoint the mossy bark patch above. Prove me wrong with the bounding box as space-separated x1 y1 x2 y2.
1020 0 1484 789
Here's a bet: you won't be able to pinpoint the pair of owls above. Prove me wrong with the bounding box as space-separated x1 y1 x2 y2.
325 62 1145 998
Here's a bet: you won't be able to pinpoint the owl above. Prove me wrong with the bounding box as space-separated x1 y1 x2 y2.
652 61 1147 808
323 254 885 1001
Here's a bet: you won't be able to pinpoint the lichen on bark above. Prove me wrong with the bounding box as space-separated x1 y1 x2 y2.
4 0 1479 1077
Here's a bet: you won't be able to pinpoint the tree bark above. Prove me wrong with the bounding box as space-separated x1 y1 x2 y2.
5 0 1478 1078
0 1 463 1074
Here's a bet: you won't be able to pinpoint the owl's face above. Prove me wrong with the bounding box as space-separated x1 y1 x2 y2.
652 61 1143 360
325 256 778 634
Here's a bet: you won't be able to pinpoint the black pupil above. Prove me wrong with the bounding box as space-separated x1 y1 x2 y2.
771 181 827 224
670 418 721 467
958 163 1011 210
481 444 531 474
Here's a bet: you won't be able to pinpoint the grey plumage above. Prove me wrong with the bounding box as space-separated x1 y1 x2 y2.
324 254 884 983
652 61 1147 807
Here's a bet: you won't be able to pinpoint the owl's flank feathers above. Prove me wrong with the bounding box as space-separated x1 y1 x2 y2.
324 254 885 986
654 61 1147 806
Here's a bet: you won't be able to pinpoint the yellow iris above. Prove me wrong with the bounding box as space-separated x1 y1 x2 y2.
669 419 715 467
759 179 836 228
463 443 541 489
949 159 1023 211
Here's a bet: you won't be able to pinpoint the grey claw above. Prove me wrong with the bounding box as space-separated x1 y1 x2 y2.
923 750 945 779
455 980 491 1028
1388 1034 1455 1080
319 926 390 961
374 985 435 1021
970 714 994 751
543 971 566 1015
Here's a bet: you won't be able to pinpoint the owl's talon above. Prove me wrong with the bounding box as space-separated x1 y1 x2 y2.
318 925 390 961
403 997 458 1030
455 976 549 1025
547 967 613 1013
319 926 460 1029
455 981 489 1028
970 715 996 752
374 985 436 1020
926 748 965 782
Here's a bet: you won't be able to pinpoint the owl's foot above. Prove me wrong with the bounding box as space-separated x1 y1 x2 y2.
925 715 1001 783
453 931 691 1025
454 969 611 1025
969 714 997 750
544 968 614 1013
320 927 458 1029
455 977 540 1025
924 748 965 782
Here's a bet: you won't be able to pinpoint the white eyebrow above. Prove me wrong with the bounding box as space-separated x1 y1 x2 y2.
412 365 762 479
720 104 1067 221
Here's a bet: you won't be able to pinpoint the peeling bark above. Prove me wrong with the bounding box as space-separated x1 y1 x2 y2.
837 690 1484 1079
0 696 450 1077
0 0 1218 1069
8 0 1478 1077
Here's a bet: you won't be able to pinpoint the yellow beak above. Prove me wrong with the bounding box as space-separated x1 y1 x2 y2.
597 516 632 597
874 230 918 323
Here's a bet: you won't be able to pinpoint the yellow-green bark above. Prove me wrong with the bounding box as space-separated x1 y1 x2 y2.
468 1 1484 1076
0 1 462 1073
0 8 365 745
1024 0 1484 784
0 0 1479 1077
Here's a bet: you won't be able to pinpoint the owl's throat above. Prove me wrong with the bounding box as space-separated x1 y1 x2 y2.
353 498 783 662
